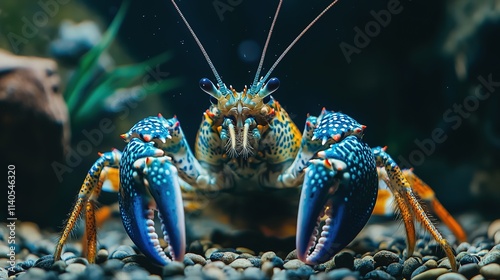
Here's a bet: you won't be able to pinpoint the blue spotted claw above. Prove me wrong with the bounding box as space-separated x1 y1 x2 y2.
297 135 378 264
119 138 186 265
312 109 366 145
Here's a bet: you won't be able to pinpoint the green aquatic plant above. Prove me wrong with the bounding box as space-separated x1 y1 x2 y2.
64 0 180 124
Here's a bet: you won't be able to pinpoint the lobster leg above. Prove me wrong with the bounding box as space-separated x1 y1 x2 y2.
372 147 458 271
54 150 122 263
403 169 467 243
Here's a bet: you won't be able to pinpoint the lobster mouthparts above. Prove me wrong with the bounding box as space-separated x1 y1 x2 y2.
297 136 378 264
119 138 186 265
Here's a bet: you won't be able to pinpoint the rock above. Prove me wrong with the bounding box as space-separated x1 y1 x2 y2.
188 240 204 255
373 250 401 266
110 245 135 260
386 262 403 279
49 20 103 65
210 251 238 264
203 266 225 280
334 251 354 270
402 256 423 278
456 242 471 253
412 268 449 280
261 251 277 263
458 263 480 279
102 259 125 273
479 263 500 279
84 264 105 279
33 254 54 269
16 267 46 279
411 265 430 279
184 264 203 277
285 249 297 261
229 258 253 269
458 253 479 265
96 249 109 264
162 261 185 277
479 249 500 266
424 259 438 268
0 50 69 226
0 268 8 279
326 267 360 280
66 257 89 266
270 256 285 268
354 256 375 276
283 259 305 270
261 261 274 278
436 272 468 280
243 267 264 279
51 260 67 273
66 263 87 274
286 265 314 279
247 257 261 267
363 269 396 280
184 253 206 265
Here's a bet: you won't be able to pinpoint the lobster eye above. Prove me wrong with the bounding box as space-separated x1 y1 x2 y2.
265 77 280 93
200 78 215 92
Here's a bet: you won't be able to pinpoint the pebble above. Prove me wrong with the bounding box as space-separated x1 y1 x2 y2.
283 259 305 269
261 261 274 278
479 263 500 279
285 249 297 261
184 264 203 277
95 249 109 264
373 250 401 266
286 265 314 279
3 215 500 280
412 268 449 280
354 255 375 275
386 262 403 279
458 263 480 279
66 263 86 274
110 245 135 260
363 269 396 280
334 250 354 269
162 261 185 277
478 249 500 266
185 252 207 265
261 251 277 262
210 251 238 264
402 256 422 279
436 272 468 280
243 267 264 279
326 267 360 280
229 258 253 269
203 266 226 280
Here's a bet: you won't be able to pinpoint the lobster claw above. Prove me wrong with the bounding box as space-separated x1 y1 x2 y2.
297 135 378 264
119 138 185 265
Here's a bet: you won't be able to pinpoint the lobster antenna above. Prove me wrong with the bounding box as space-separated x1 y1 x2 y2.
170 0 227 92
261 0 341 83
251 0 283 92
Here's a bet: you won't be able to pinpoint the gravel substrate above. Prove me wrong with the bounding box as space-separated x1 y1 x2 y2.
1 214 499 280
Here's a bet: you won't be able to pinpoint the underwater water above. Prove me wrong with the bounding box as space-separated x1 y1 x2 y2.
0 0 499 279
